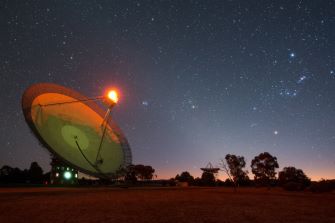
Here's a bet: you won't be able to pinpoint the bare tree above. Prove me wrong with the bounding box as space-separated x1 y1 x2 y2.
225 154 249 186
220 159 237 191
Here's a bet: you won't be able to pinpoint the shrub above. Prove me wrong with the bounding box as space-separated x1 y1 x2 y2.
308 180 335 193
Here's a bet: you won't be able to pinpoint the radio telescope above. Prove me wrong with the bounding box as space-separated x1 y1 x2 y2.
201 162 220 174
21 83 132 179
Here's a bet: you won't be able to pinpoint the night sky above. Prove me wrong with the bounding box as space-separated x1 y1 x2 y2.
1 0 335 180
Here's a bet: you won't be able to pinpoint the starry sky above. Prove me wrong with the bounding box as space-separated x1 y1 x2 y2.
1 0 335 180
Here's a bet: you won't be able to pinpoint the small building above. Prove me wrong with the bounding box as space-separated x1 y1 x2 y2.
50 157 78 185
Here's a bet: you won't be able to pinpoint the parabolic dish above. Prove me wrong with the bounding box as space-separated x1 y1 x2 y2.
22 83 132 178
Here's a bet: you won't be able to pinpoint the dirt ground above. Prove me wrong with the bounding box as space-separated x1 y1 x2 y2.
0 187 334 223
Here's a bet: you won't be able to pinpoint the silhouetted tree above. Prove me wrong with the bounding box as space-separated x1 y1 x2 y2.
220 159 236 190
28 162 44 184
201 172 215 186
0 165 14 183
168 178 176 186
0 165 12 175
143 165 155 180
224 154 249 186
278 166 311 190
116 164 155 183
193 177 202 186
309 179 335 193
175 171 194 185
0 165 29 183
134 165 155 180
251 152 279 186
224 178 234 187
124 165 137 184
216 179 225 186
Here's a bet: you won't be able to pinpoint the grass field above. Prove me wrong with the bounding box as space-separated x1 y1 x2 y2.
0 187 334 223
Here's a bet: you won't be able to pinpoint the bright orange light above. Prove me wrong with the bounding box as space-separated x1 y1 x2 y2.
107 90 118 104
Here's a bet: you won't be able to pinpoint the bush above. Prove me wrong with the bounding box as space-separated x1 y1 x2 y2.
308 180 335 193
278 166 310 190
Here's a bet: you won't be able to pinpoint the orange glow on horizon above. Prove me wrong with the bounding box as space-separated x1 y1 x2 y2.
107 90 118 104
153 168 335 182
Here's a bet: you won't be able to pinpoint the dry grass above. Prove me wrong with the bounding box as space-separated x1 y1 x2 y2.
0 187 334 223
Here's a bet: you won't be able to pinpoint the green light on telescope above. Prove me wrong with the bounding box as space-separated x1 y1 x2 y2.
64 171 72 180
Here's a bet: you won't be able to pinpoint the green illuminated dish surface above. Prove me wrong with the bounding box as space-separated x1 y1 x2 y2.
31 93 123 175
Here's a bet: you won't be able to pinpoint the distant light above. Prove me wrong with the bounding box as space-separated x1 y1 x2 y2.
290 52 295 58
64 171 72 180
297 75 307 84
107 90 118 104
75 173 78 178
274 130 279 135
55 173 59 177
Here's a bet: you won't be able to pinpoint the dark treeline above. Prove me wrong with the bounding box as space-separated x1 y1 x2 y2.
173 152 335 192
1 152 334 192
115 164 156 184
0 162 48 184
0 162 156 186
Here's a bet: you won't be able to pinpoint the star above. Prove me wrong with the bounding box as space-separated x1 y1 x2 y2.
1 0 334 183
279 89 298 97
297 75 307 84
191 104 197 110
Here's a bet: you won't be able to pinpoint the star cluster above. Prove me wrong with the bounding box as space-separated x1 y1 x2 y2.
0 0 334 180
